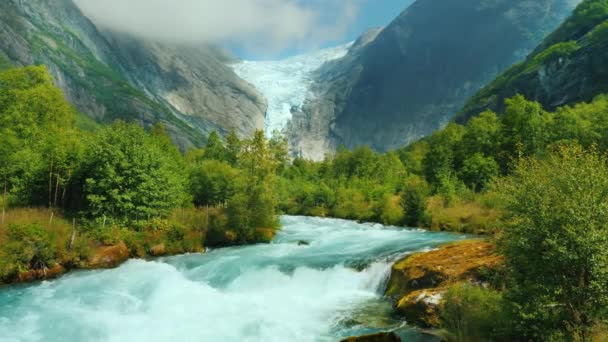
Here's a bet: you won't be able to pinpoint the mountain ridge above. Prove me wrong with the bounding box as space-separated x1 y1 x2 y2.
456 0 608 122
0 0 267 149
288 0 581 159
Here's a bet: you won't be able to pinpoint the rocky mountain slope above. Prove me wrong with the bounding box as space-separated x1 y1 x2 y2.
457 0 608 122
288 0 580 158
0 0 266 149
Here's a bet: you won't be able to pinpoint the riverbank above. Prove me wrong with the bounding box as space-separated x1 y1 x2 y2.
384 240 503 329
0 215 463 341
0 208 278 286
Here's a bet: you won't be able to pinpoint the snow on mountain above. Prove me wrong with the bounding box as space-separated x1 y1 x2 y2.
231 44 351 137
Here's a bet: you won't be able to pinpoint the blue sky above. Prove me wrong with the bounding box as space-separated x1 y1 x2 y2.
234 0 414 60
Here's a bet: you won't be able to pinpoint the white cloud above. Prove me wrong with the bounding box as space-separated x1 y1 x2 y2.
74 0 362 54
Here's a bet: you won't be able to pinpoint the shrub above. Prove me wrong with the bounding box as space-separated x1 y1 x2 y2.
496 145 608 339
441 284 508 342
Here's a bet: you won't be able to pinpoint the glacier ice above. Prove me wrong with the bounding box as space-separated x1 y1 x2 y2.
231 44 351 137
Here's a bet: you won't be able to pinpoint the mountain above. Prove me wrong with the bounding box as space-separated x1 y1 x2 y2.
0 0 266 149
457 0 608 122
288 0 581 159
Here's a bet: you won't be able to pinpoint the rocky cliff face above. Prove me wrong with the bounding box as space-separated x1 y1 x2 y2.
289 0 580 158
457 0 608 122
0 0 266 149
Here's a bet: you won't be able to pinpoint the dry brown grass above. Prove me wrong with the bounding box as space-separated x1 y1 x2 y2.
0 208 74 253
425 196 502 234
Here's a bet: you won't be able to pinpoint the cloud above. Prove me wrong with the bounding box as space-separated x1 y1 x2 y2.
74 0 362 54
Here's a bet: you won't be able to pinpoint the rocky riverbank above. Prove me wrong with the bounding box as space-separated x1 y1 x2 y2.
385 240 504 328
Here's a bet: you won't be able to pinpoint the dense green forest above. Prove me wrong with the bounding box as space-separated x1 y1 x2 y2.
0 66 281 283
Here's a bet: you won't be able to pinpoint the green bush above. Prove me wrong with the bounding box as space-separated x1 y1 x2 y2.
0 223 58 280
441 284 508 342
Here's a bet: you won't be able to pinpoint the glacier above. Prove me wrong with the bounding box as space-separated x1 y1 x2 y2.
231 44 351 137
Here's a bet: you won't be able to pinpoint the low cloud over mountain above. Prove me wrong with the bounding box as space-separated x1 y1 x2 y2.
74 0 361 54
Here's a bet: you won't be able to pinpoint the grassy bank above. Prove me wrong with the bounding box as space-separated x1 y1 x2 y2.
0 208 277 285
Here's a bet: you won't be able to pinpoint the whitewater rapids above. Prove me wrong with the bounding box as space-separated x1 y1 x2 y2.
0 216 462 341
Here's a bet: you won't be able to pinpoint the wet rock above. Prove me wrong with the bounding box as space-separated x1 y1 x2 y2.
85 242 130 269
17 264 66 283
341 331 401 342
385 240 503 328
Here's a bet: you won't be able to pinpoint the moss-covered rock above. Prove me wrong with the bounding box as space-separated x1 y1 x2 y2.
84 242 130 269
385 240 503 328
17 264 66 283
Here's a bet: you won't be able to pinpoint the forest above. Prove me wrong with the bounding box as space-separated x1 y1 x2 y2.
2 63 608 339
0 66 282 282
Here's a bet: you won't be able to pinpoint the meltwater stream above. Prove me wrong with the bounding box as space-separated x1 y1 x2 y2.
0 216 462 342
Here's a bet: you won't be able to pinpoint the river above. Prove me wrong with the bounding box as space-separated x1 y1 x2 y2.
0 216 463 342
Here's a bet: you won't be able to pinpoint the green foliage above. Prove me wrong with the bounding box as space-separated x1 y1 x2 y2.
457 0 608 122
204 131 229 162
400 176 430 227
528 41 580 71
460 153 499 191
496 145 608 339
441 284 508 342
190 160 239 207
82 122 188 224
0 221 63 281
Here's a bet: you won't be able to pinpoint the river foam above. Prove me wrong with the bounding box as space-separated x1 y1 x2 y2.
0 216 461 341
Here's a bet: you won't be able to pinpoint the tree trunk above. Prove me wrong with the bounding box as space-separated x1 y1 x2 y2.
2 175 6 224
61 169 71 209
53 171 61 208
68 218 77 251
48 159 54 208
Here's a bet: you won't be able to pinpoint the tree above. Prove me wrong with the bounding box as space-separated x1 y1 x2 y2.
461 110 502 158
0 66 81 208
460 153 499 191
190 160 238 207
401 175 430 227
496 144 608 339
500 95 550 163
422 123 466 185
227 130 279 235
225 129 242 166
269 130 289 173
82 122 188 223
204 131 228 161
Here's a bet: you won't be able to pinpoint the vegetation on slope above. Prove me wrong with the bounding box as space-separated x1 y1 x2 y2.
0 66 281 284
457 0 608 121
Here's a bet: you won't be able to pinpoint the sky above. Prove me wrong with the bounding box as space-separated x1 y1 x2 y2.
74 0 413 60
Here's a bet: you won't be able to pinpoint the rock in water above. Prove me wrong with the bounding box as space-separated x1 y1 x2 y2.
384 240 504 327
341 332 401 342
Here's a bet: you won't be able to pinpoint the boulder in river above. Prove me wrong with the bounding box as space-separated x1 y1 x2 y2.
340 331 401 342
84 242 130 269
17 264 66 283
385 240 503 328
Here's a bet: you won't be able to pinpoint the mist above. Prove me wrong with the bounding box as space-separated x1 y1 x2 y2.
74 0 361 55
